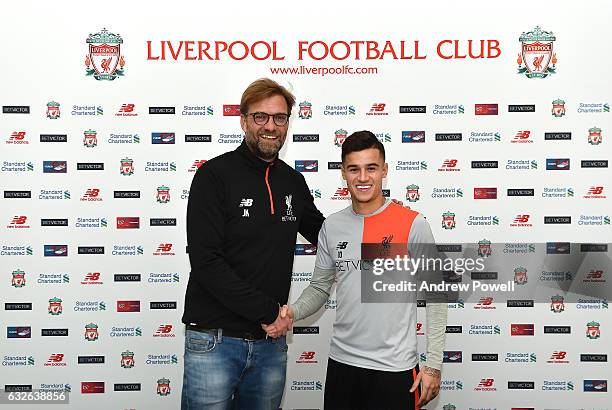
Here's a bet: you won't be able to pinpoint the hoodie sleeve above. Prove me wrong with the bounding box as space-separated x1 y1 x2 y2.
408 214 448 370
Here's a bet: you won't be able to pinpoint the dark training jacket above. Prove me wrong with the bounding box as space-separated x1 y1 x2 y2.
182 141 324 337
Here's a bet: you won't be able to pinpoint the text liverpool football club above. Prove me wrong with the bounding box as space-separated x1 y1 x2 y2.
146 40 501 61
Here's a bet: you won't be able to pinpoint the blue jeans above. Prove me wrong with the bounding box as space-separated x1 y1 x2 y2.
181 329 287 410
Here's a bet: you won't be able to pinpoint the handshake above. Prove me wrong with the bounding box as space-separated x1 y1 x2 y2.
261 305 294 338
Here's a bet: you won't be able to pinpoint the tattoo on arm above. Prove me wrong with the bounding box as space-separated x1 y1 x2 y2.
423 366 441 378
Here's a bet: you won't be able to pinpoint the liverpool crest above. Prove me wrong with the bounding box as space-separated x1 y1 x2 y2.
11 269 26 288
120 158 134 176
514 266 528 285
282 194 297 222
120 350 135 368
85 28 125 81
156 186 170 203
48 297 63 315
84 323 99 341
47 101 60 119
586 321 600 339
442 212 456 230
83 130 97 148
299 101 312 119
285 195 293 216
552 99 565 117
550 295 564 312
517 26 557 78
334 129 348 147
381 234 394 258
588 126 602 145
406 184 420 202
478 239 492 258
157 378 171 396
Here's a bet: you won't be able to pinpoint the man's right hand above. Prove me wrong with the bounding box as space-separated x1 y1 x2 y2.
261 305 294 338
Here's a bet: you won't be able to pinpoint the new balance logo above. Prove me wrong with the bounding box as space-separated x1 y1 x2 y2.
10 131 26 141
157 244 172 252
84 272 100 281
478 379 494 387
587 270 603 279
438 159 460 172
189 160 206 172
153 243 176 256
83 189 100 197
547 351 569 363
366 103 388 116
116 104 138 117
239 198 253 207
48 353 64 363
331 188 350 200
81 188 102 202
331 188 351 201
11 216 27 225
336 241 348 258
296 351 318 363
510 214 533 227
588 186 604 195
475 378 497 391
474 297 494 309
153 324 175 337
550 351 566 360
299 351 315 360
119 104 135 113
514 131 531 140
156 325 173 334
44 353 67 366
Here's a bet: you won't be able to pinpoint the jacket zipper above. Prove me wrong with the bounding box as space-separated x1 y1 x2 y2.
265 164 275 215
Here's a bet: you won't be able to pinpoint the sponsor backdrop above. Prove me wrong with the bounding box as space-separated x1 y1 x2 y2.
1 1 610 409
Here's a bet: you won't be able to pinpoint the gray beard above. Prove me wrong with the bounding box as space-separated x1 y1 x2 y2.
246 136 281 161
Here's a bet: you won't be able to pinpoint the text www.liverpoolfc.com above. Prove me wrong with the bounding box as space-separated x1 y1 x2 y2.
269 65 378 76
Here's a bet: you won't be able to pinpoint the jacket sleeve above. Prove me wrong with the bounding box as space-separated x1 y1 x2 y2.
297 173 325 244
187 164 279 325
291 221 336 321
409 214 448 371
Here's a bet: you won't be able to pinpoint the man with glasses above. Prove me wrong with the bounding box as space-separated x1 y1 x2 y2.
181 78 324 409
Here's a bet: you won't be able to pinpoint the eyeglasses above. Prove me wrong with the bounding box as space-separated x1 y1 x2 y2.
247 112 290 126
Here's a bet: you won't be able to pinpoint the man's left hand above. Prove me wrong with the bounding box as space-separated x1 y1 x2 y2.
409 365 441 406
